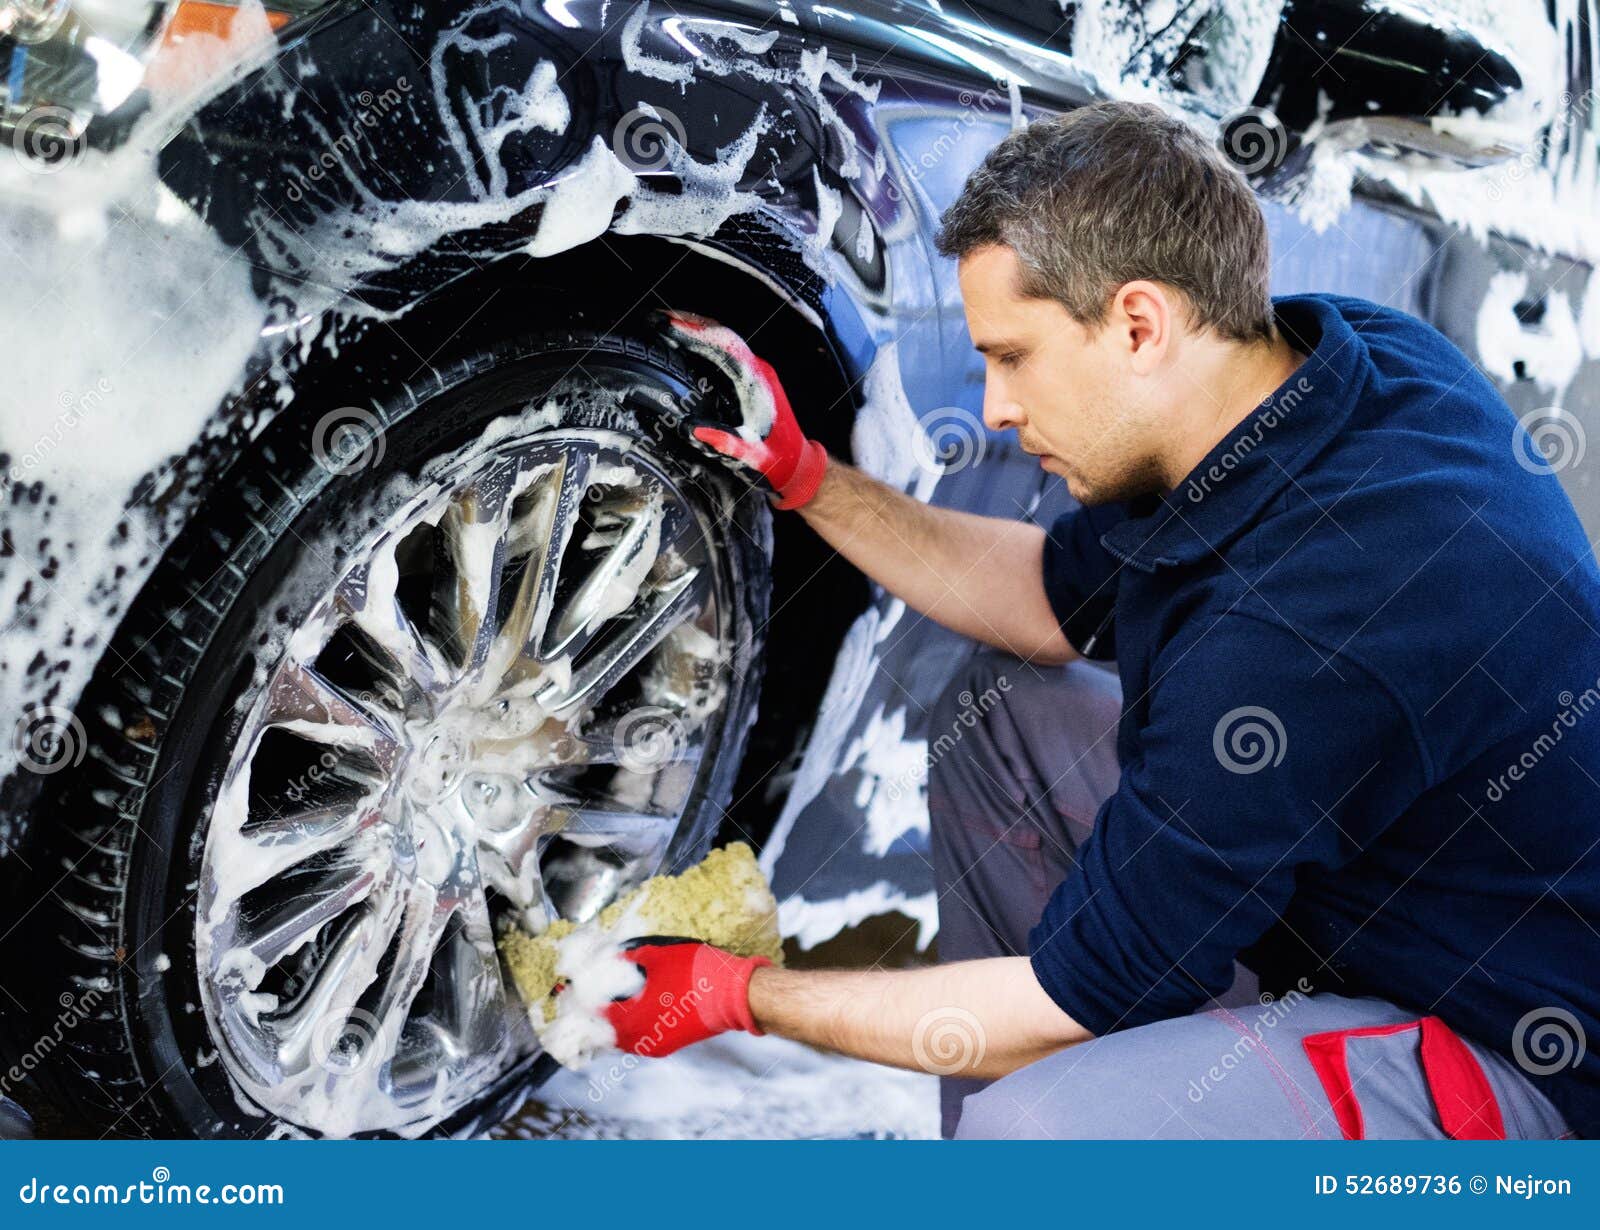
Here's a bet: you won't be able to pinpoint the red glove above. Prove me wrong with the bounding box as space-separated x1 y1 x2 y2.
663 311 828 509
603 938 773 1058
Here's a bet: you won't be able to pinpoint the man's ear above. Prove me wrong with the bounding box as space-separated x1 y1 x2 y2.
1112 280 1172 374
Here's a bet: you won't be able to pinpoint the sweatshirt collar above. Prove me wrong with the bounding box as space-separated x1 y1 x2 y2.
1099 294 1367 572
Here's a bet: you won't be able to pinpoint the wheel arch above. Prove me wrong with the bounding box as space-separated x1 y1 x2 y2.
253 227 875 852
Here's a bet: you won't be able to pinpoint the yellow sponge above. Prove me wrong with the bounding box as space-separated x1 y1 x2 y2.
499 841 784 1027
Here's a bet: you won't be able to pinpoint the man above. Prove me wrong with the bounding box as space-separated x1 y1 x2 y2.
603 101 1600 1139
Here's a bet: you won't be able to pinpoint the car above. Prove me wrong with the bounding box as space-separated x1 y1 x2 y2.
0 0 1595 1138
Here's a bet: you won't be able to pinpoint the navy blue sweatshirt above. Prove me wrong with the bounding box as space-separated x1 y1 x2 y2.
1034 293 1600 1137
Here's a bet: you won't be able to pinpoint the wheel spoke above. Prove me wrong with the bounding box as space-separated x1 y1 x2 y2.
264 659 402 774
336 548 448 700
545 490 665 659
461 450 595 708
538 806 679 924
541 566 706 716
535 448 593 628
428 897 507 1056
477 808 554 919
241 803 386 893
549 804 678 856
435 471 515 681
269 901 402 1071
362 880 454 1071
505 462 564 593
562 711 704 768
241 860 386 972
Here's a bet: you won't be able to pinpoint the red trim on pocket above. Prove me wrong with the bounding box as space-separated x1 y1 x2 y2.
1417 1017 1506 1139
1301 1017 1505 1140
1302 1021 1411 1140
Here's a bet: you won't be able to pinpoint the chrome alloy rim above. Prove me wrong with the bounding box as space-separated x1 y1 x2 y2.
195 429 733 1136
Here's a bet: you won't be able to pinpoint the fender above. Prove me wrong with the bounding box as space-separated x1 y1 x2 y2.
156 0 1072 321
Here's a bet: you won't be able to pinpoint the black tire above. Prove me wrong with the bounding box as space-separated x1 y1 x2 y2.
16 327 770 1138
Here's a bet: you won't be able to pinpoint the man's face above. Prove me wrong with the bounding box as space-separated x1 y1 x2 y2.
957 244 1165 504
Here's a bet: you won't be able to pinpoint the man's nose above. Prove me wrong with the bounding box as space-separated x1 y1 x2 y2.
982 384 1024 433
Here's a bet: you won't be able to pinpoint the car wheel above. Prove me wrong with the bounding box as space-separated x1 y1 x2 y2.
20 326 769 1137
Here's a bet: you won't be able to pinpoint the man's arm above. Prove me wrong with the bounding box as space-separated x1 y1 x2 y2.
747 956 1090 1079
663 313 1076 664
800 460 1078 664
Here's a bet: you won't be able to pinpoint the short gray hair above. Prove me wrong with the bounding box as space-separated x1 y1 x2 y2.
935 101 1273 344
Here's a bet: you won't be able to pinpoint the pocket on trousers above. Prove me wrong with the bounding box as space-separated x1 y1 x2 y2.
1301 1016 1505 1140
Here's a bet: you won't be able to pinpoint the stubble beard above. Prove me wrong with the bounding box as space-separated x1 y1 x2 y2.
1062 450 1166 506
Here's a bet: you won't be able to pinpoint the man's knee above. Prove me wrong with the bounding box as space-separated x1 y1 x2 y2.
955 1017 1280 1140
953 1082 1035 1140
953 1042 1130 1139
954 1055 1120 1140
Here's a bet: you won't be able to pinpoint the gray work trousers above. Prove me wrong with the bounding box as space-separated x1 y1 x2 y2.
927 651 1573 1140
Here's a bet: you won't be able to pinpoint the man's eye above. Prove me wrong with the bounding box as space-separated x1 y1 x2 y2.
998 352 1023 369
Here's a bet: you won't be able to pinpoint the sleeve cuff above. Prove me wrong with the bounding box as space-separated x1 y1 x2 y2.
1028 943 1121 1039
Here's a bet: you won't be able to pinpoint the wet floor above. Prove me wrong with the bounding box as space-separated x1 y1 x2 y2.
494 1033 938 1140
